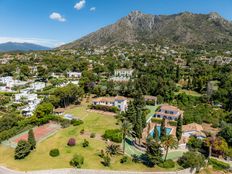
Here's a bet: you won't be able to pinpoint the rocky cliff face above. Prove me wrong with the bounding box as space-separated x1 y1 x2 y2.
60 11 232 49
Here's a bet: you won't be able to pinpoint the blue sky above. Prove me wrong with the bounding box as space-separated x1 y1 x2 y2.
0 0 232 47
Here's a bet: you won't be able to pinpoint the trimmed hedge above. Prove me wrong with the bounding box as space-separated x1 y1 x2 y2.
103 129 122 143
49 149 60 157
90 105 119 113
158 159 175 168
151 118 162 124
209 158 230 170
168 121 177 126
71 119 84 126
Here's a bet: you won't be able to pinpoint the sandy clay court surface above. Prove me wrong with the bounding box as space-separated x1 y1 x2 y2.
2 122 61 148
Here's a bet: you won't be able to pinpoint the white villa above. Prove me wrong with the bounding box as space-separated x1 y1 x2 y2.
110 69 134 82
182 123 206 140
154 104 183 121
92 96 128 112
30 82 46 91
0 76 27 91
67 72 82 78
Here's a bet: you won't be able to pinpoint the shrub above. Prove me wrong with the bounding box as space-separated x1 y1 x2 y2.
120 156 128 164
151 118 162 124
90 105 119 113
90 133 96 138
103 129 122 143
70 154 84 168
208 158 230 170
49 149 60 157
102 154 111 167
80 128 85 134
14 140 31 160
67 138 76 146
82 139 89 148
168 121 177 126
158 159 175 168
177 151 205 171
71 119 84 126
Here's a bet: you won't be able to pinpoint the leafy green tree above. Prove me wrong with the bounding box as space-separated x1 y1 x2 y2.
176 116 183 142
218 124 232 147
177 151 205 172
160 118 166 139
146 138 163 167
187 136 203 150
15 140 31 160
121 120 133 154
28 129 36 150
153 125 159 142
34 102 53 118
161 135 178 161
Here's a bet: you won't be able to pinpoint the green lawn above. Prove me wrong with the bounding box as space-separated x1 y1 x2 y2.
0 101 180 172
175 89 202 97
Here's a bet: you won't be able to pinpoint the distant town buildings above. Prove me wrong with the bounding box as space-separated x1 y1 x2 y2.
67 72 82 78
110 69 134 82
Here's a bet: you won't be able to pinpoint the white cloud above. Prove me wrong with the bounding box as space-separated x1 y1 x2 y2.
49 12 66 22
0 37 65 48
90 7 96 12
74 0 86 10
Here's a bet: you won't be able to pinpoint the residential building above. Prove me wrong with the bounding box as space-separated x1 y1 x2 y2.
67 72 82 78
182 123 206 140
154 104 183 121
30 82 46 91
143 95 157 105
114 69 134 77
92 96 128 112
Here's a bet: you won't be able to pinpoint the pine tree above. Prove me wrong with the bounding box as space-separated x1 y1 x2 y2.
28 129 36 150
15 140 31 159
160 118 166 139
134 110 143 144
176 65 180 83
176 116 183 142
153 125 159 142
146 139 163 167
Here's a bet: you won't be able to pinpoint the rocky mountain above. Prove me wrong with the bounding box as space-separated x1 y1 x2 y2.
60 11 232 49
0 42 50 52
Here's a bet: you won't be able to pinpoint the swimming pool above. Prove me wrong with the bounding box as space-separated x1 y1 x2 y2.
149 126 172 137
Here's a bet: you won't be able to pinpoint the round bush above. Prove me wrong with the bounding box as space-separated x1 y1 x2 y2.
90 133 96 138
67 138 76 146
70 154 84 168
49 149 60 157
120 156 128 163
82 139 89 148
158 159 175 168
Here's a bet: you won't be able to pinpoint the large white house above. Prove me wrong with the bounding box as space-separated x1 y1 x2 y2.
154 104 183 121
30 82 46 91
92 96 128 112
67 72 82 78
114 69 134 77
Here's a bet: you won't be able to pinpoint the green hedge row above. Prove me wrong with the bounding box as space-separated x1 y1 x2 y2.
103 129 122 143
90 105 119 113
209 158 230 170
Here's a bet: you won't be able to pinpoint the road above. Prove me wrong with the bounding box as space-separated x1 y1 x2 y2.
0 166 195 174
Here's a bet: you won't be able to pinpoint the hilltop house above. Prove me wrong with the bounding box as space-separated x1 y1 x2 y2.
110 69 134 82
67 72 82 78
154 104 183 121
92 96 128 112
144 95 157 105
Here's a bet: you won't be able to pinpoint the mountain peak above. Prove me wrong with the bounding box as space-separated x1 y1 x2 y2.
59 11 232 49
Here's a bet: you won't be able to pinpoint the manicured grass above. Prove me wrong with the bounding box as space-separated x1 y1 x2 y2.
0 101 183 172
145 105 160 121
175 89 202 97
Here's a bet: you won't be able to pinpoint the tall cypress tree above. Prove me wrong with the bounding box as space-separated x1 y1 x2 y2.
153 125 159 142
176 116 183 142
160 118 166 139
28 129 36 150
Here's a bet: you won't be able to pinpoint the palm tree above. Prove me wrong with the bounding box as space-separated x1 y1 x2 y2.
121 120 133 154
161 135 178 161
106 144 120 156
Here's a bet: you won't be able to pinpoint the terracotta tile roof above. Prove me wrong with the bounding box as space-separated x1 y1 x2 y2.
144 95 157 100
160 104 180 112
115 96 127 101
183 123 204 132
92 97 115 103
